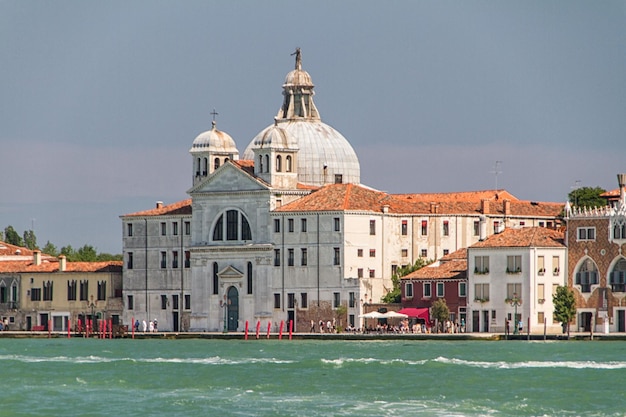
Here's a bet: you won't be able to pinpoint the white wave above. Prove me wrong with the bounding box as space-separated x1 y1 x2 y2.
0 354 292 365
321 357 427 366
433 356 626 369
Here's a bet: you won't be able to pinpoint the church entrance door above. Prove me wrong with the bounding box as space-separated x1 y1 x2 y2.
227 286 239 331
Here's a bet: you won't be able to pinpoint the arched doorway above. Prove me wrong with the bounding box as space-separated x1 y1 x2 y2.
226 286 239 331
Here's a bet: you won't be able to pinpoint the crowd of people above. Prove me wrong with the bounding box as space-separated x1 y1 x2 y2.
133 319 158 333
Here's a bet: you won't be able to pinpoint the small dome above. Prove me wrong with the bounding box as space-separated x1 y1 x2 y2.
251 123 299 150
284 69 313 88
190 121 238 154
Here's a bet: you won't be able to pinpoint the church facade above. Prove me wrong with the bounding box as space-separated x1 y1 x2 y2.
120 50 564 332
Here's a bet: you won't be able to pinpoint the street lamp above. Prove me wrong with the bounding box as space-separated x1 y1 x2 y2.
220 296 230 333
509 292 522 335
87 295 97 335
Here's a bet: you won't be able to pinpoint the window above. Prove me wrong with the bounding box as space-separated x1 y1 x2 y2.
391 264 398 276
538 311 545 324
185 294 191 310
288 293 295 309
127 252 134 269
401 249 408 257
301 218 307 232
334 217 341 232
213 215 223 240
614 223 626 239
609 258 626 292
171 251 178 269
473 221 480 236
31 288 41 301
334 174 343 184
172 221 178 236
242 216 251 240
357 268 364 278
161 222 166 236
300 293 308 308
226 210 238 240
443 249 449 256
552 256 560 275
475 256 489 274
537 283 545 303
274 219 280 233
213 210 252 241
357 249 363 257
97 281 106 301
537 256 545 275
506 283 522 300
401 220 408 236
421 249 427 258
161 252 167 269
506 255 522 273
436 282 444 297
161 295 167 310
79 280 88 301
577 227 596 241
274 249 281 266
443 220 449 236
333 292 340 308
288 218 294 232
127 295 134 310
474 283 489 301
185 251 191 268
421 220 428 236
369 269 375 278
333 248 340 265
301 248 307 266
172 294 179 310
369 249 376 257
67 280 77 301
127 223 133 237
276 155 282 172
288 249 294 266
212 262 219 295
423 282 432 298
247 262 253 295
274 293 281 309
459 282 467 297
185 221 191 235
405 282 413 298
493 221 500 234
286 155 292 172
370 220 376 235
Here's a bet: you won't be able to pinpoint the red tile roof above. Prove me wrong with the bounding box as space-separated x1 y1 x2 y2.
395 189 518 202
0 260 122 274
470 227 565 249
122 199 192 217
0 242 55 260
402 259 467 281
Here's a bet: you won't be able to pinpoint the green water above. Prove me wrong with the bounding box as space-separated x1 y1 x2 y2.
0 338 625 416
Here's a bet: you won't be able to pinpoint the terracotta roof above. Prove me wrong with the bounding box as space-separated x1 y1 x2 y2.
232 160 256 177
0 260 122 274
395 189 518 202
122 199 192 217
275 183 564 217
0 241 55 261
401 259 467 281
440 248 467 261
600 187 625 199
470 227 565 249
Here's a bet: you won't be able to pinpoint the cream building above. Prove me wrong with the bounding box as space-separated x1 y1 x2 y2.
121 50 564 332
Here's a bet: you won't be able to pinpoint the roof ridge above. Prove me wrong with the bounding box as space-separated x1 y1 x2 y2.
342 183 353 210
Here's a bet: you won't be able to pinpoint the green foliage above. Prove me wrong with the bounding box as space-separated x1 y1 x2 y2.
96 253 123 261
431 298 450 331
568 186 607 208
553 285 577 338
4 225 24 247
23 229 38 250
381 258 434 303
42 241 58 257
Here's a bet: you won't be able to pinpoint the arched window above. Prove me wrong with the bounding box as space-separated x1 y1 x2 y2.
196 158 201 176
264 155 270 173
212 210 252 242
286 155 292 172
214 158 220 170
259 155 263 173
276 155 282 172
575 258 599 293
213 262 219 295
247 262 253 294
609 258 626 292
202 158 208 176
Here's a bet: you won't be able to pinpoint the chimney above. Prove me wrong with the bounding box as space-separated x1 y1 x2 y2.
382 205 389 214
479 215 487 241
618 173 626 206
430 202 438 214
33 250 41 266
503 199 511 216
59 255 67 272
481 199 490 215
156 201 163 209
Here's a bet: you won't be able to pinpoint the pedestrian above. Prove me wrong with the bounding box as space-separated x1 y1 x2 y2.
153 319 158 332
319 319 324 333
310 319 315 333
134 319 140 332
142 320 147 332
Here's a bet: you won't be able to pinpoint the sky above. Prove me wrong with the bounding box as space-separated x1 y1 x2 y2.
1 1 625 254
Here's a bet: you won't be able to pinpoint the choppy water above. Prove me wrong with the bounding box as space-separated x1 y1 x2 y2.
1 338 625 416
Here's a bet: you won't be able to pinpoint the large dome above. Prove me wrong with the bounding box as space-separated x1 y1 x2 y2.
243 49 360 186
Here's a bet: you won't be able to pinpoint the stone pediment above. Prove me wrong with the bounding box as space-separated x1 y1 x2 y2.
218 265 243 281
187 162 269 195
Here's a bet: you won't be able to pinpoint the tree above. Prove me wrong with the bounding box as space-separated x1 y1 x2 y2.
553 285 577 339
60 245 76 261
381 258 433 303
335 304 348 331
42 241 58 257
431 298 450 333
568 186 607 209
76 245 98 262
23 229 38 250
4 226 24 247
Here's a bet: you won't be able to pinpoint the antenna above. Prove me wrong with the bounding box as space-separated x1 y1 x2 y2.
571 180 582 206
490 161 503 192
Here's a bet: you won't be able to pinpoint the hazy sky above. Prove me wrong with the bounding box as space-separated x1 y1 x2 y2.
1 1 625 254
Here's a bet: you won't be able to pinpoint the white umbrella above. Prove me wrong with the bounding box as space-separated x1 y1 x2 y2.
358 311 384 319
382 311 408 319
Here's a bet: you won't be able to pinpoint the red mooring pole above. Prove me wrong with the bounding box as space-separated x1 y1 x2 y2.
244 320 249 340
279 320 284 340
289 319 293 340
255 320 261 339
132 317 135 339
266 321 271 339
